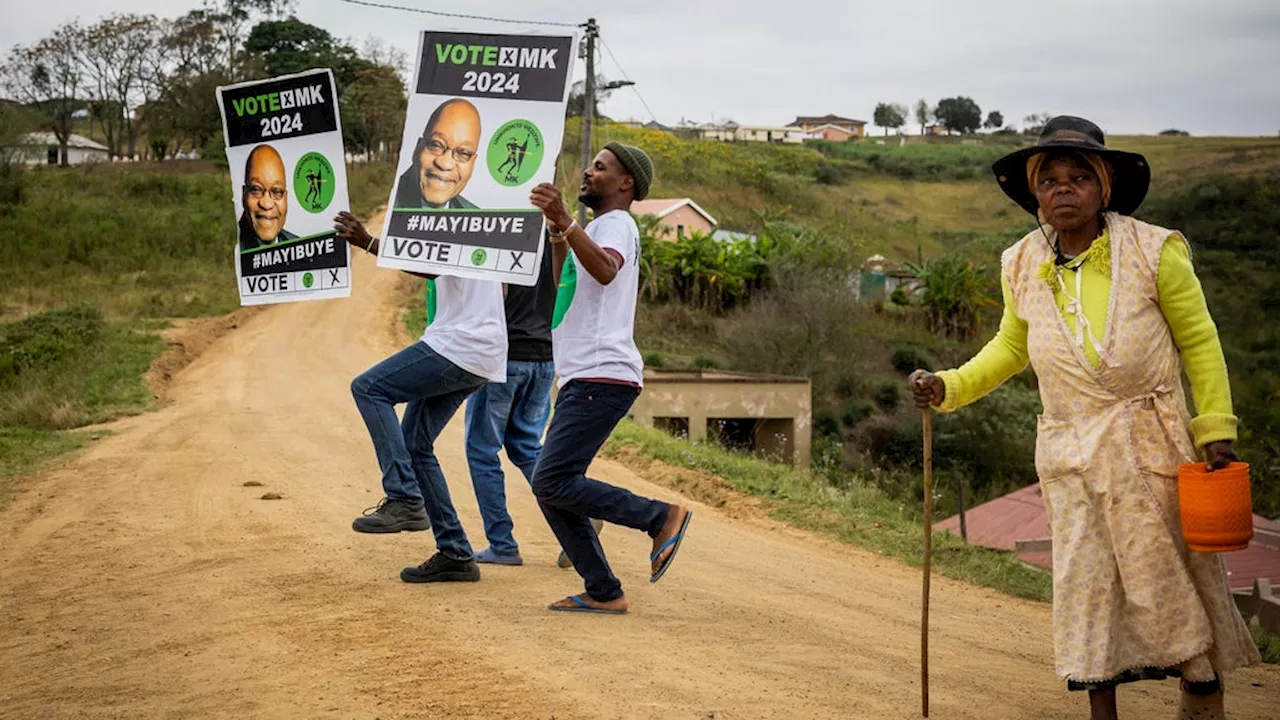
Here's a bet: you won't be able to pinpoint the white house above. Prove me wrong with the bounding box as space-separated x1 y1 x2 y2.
699 123 813 144
5 132 110 166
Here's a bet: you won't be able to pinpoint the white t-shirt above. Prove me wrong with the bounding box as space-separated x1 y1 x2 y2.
551 209 643 388
422 275 507 383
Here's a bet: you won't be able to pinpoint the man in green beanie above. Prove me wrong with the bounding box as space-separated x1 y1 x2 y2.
527 143 692 615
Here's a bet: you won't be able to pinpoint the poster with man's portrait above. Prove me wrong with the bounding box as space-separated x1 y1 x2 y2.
217 68 351 305
378 28 577 287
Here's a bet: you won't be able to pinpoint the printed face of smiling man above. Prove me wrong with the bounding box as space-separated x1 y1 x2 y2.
242 144 289 243
414 99 481 206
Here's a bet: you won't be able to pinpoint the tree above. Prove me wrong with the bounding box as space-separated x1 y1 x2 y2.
873 102 908 136
914 99 932 135
566 74 619 119
1022 112 1052 136
983 110 1004 130
243 17 367 86
903 256 997 341
205 0 296 80
342 64 406 161
0 23 85 166
934 96 982 135
78 14 163 159
0 101 37 207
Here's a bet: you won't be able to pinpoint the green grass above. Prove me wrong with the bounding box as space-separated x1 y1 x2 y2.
0 163 239 319
602 420 1054 603
1 313 168 431
0 427 101 504
1252 625 1280 665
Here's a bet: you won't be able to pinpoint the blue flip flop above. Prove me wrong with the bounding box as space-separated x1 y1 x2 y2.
547 594 627 615
649 509 693 583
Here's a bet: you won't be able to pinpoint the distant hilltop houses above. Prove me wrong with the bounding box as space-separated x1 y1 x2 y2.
619 114 867 144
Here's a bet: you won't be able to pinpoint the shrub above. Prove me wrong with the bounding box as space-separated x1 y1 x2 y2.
0 305 105 382
814 408 840 437
834 373 863 399
644 351 666 368
890 347 932 374
874 382 902 412
841 402 874 427
691 355 720 370
813 161 849 185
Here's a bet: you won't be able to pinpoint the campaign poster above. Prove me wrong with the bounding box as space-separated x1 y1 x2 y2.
378 29 577 286
217 68 351 305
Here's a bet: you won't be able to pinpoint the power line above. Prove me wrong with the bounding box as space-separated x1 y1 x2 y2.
598 37 657 124
337 0 582 28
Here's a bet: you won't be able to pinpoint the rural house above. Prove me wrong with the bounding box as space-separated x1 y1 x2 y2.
787 114 867 140
699 123 811 144
5 132 109 166
630 197 718 240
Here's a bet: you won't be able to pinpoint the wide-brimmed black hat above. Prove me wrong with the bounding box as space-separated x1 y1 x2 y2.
992 115 1150 216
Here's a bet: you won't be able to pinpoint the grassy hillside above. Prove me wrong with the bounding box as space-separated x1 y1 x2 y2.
4 128 1277 517
0 159 396 483
568 125 1280 517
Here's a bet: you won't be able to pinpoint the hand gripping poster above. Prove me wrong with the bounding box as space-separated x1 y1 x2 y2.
217 68 351 305
378 28 578 286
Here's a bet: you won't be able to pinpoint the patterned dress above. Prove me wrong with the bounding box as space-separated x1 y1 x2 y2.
985 213 1259 685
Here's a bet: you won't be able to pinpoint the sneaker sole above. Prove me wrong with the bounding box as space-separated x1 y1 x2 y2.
351 519 431 534
399 570 481 583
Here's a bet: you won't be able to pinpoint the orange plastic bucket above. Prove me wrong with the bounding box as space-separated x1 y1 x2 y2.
1178 461 1253 553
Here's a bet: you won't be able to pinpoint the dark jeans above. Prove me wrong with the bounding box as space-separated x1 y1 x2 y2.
464 360 556 556
530 380 668 601
351 341 487 561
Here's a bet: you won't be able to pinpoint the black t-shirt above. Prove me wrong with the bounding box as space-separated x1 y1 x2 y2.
506 243 555 362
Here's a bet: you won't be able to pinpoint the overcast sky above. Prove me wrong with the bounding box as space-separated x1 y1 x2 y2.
4 0 1278 136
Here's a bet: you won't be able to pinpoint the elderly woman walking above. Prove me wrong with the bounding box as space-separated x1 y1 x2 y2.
909 116 1260 720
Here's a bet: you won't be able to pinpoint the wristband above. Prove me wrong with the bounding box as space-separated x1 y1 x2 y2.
549 219 577 243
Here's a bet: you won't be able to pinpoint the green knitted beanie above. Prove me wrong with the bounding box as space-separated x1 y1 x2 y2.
603 141 654 201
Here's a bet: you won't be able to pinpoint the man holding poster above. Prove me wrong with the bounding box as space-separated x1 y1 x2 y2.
529 143 693 615
334 211 505 585
217 68 351 305
378 29 578 287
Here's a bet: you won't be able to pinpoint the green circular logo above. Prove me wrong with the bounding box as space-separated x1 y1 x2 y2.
302 272 314 288
471 248 488 266
294 152 335 213
487 119 544 187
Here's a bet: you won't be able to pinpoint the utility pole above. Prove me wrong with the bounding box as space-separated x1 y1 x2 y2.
576 18 598 226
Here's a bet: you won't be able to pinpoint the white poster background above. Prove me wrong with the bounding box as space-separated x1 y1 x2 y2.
378 28 577 286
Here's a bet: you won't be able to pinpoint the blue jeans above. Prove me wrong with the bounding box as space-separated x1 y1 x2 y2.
464 360 555 556
531 381 669 602
351 341 487 561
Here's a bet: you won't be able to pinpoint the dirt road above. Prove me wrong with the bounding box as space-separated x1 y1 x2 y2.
2 226 1276 719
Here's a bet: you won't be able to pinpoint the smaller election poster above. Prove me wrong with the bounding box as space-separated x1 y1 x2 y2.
217 68 351 305
378 28 577 286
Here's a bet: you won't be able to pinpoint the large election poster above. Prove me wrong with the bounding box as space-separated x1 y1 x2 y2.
378 29 577 287
217 68 351 305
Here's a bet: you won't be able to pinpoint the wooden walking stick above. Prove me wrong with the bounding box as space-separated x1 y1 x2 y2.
921 408 934 718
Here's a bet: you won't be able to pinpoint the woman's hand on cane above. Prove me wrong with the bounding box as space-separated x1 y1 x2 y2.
909 370 945 410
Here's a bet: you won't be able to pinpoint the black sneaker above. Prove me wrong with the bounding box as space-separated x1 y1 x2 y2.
352 498 430 534
400 552 480 583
